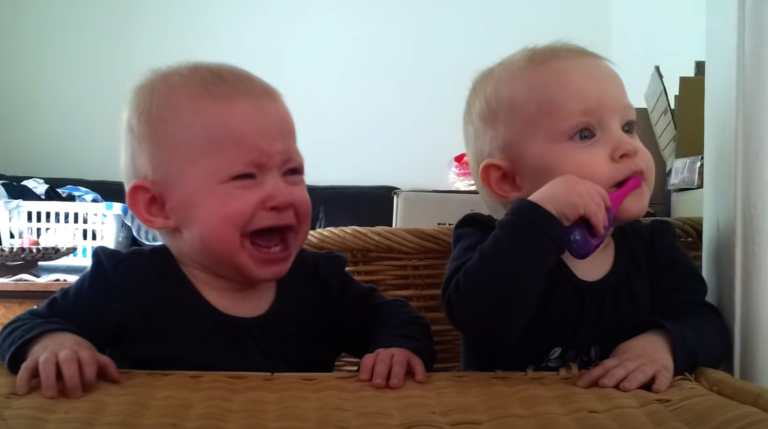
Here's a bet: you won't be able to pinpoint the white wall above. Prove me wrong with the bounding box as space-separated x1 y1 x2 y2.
0 0 703 189
611 0 706 108
704 0 768 388
702 0 741 377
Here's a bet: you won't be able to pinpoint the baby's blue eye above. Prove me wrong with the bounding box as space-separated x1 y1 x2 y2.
622 122 635 134
574 128 595 141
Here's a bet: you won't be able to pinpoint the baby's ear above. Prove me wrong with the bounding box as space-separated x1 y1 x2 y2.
478 158 524 204
125 181 176 231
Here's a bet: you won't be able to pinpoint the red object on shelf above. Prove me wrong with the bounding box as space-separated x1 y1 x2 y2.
449 153 476 191
453 153 472 178
19 237 40 247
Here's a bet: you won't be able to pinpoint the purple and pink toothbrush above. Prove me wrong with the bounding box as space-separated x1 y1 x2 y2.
563 175 643 259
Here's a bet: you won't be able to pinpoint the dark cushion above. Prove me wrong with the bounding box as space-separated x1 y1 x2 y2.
307 185 398 228
0 175 398 230
0 174 127 204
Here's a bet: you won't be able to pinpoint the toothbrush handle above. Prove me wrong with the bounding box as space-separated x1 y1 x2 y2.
564 210 613 259
564 175 640 259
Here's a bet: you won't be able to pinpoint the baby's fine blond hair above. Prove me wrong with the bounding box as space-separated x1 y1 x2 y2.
121 62 281 187
463 42 607 217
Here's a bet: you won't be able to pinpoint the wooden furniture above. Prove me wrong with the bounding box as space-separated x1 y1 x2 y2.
0 217 703 371
5 216 764 428
1 363 766 428
0 283 70 331
0 261 76 330
305 217 704 372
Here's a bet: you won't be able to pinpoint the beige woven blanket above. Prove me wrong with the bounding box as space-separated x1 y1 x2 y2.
0 365 766 428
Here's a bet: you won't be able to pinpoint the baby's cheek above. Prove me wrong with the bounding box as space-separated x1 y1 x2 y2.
615 193 649 221
194 220 239 251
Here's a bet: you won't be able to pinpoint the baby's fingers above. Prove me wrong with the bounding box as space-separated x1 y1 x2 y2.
358 353 377 382
96 354 121 384
597 186 611 210
409 356 427 384
58 350 84 398
651 369 673 393
16 357 40 396
78 351 98 391
387 354 409 389
586 197 609 236
577 359 615 388
371 353 393 389
618 364 655 392
598 359 644 389
38 353 60 398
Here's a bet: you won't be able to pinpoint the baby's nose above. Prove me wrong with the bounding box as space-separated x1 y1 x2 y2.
611 136 639 160
263 183 293 211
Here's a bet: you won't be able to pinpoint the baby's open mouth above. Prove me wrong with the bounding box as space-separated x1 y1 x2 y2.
608 178 629 193
249 226 293 254
608 174 643 193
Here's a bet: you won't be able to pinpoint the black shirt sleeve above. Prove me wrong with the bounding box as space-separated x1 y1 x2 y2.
317 252 436 371
441 199 567 347
0 247 129 374
632 220 730 375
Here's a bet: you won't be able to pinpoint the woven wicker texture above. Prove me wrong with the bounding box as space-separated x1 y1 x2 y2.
304 218 703 372
1 365 766 429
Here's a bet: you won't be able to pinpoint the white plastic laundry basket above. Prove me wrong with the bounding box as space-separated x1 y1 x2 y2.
0 201 133 266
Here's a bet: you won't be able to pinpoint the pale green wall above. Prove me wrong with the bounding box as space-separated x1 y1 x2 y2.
0 0 703 188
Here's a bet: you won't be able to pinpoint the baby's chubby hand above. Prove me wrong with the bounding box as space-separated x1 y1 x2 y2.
17 331 121 399
528 175 611 235
358 348 427 389
576 329 674 393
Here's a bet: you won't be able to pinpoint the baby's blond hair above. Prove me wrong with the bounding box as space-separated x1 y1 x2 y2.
463 42 607 217
121 62 281 187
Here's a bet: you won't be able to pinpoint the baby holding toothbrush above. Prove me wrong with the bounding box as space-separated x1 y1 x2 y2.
442 42 729 392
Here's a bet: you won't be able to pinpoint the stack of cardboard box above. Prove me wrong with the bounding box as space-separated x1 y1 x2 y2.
636 106 670 217
644 62 705 217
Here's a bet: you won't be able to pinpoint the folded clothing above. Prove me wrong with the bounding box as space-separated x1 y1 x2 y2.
120 204 163 245
0 178 104 203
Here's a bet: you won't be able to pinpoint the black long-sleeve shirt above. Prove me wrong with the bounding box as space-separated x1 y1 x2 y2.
0 246 436 375
442 199 729 374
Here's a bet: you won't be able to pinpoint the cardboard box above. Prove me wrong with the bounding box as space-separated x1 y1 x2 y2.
675 76 705 158
645 63 705 162
644 66 677 173
393 190 489 227
694 61 705 77
636 108 669 216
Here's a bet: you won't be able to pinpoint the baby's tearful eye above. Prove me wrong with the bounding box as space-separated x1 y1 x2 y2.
285 167 304 176
232 173 256 181
574 128 595 141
